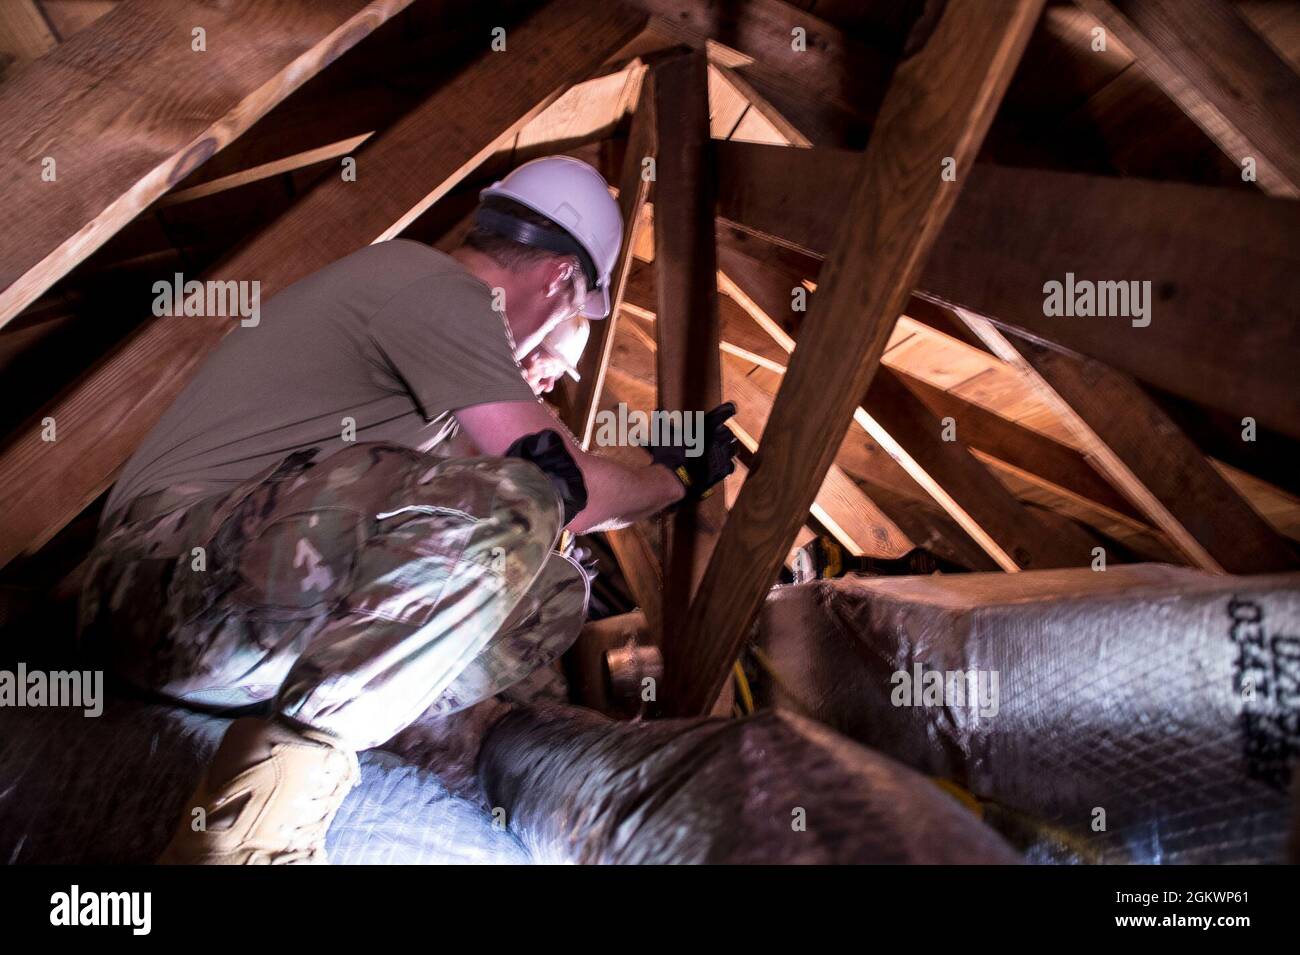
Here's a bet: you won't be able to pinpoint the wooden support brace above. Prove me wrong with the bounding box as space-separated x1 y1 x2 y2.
649 51 726 653
716 241 1089 571
963 315 1300 574
860 369 1094 571
1076 0 1300 198
712 141 1300 441
561 67 653 448
0 0 418 326
662 0 1046 716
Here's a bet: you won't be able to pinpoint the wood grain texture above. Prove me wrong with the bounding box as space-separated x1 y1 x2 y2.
0 0 58 62
1077 0 1300 197
562 69 653 448
722 357 914 558
711 241 1090 569
714 140 1300 441
620 265 916 558
606 317 997 571
663 0 1046 715
632 0 891 147
896 371 1142 522
0 0 416 325
861 369 1094 571
556 75 664 642
0 0 650 570
650 51 727 652
966 317 1299 575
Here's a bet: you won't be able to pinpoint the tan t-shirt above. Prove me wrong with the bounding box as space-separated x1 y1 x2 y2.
105 240 535 518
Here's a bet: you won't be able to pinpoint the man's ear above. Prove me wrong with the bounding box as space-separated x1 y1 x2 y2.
544 257 578 299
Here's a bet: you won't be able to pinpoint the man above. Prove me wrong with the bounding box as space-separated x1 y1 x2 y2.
79 156 737 864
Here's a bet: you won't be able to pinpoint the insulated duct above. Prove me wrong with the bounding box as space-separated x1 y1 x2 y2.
477 704 1020 863
748 565 1300 863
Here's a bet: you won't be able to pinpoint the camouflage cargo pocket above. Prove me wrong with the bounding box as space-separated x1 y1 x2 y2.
228 506 365 612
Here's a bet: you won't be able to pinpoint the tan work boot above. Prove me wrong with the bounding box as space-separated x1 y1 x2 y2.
158 717 359 865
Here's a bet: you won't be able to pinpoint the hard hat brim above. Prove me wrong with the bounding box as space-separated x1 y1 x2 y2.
581 283 611 319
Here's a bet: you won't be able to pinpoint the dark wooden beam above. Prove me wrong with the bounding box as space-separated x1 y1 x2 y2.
663 0 1045 716
632 0 894 148
619 268 917 558
1076 0 1300 197
895 371 1142 522
965 317 1299 574
0 0 650 570
713 141 1300 441
861 369 1094 571
650 51 727 657
0 0 417 325
713 235 1105 571
560 69 653 448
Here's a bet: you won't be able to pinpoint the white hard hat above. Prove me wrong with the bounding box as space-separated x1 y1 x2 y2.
539 315 590 380
479 156 622 318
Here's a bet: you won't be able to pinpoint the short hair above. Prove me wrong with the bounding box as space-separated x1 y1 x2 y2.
463 196 576 274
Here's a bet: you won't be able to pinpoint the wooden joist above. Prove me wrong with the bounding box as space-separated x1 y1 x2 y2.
619 266 918 560
715 239 1098 571
719 357 914 559
0 0 650 570
633 0 890 148
1076 0 1300 198
714 141 1300 441
662 0 1045 716
895 372 1142 522
0 0 418 326
649 51 726 650
859 369 1094 572
964 316 1299 575
561 69 653 448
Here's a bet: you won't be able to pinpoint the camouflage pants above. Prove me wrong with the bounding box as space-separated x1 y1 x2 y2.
79 443 587 750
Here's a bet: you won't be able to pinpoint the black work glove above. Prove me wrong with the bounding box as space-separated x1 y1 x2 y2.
505 429 588 525
646 402 739 507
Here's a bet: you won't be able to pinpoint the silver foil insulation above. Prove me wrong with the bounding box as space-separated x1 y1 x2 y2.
749 565 1300 863
478 704 1020 863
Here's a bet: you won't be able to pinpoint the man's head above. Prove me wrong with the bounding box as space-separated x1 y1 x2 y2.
455 156 622 357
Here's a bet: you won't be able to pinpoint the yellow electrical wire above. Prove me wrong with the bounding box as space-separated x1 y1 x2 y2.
747 645 817 718
732 660 755 715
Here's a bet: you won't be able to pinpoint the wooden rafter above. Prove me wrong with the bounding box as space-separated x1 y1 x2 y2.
662 0 1046 716
719 243 1109 572
619 265 917 560
632 0 890 148
551 65 663 638
963 314 1299 574
895 371 1143 525
860 369 1095 572
0 0 417 326
1076 0 1300 198
560 68 653 448
649 51 726 651
714 140 1300 441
